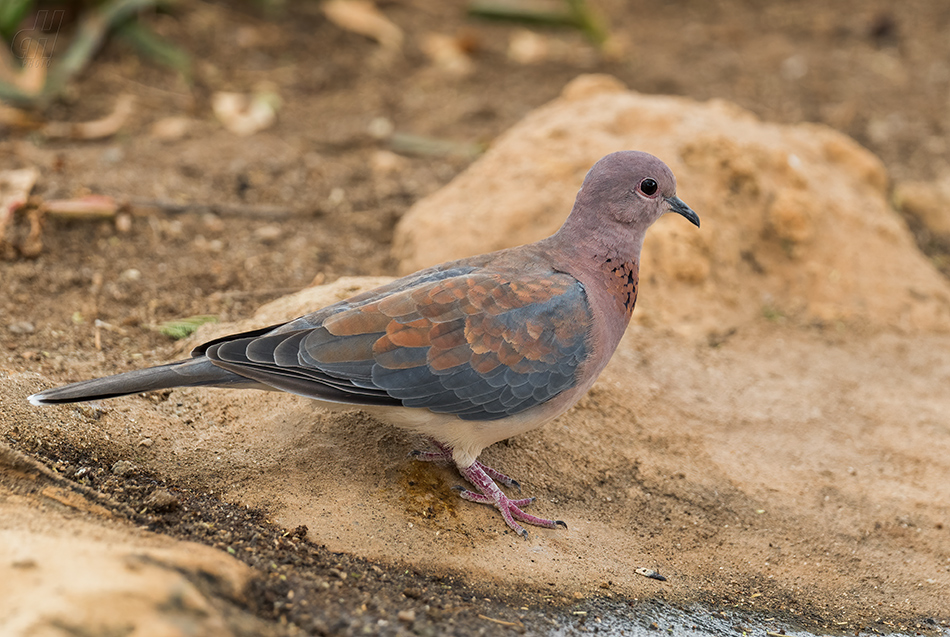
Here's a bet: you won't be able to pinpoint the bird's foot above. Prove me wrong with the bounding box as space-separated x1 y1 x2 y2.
458 462 566 539
411 439 521 490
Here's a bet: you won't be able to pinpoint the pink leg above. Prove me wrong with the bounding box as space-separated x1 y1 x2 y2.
410 439 565 538
458 463 566 538
410 440 521 490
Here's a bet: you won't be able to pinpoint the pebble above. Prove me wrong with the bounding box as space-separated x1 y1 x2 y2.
8 321 35 334
397 609 416 623
254 224 283 243
100 147 124 164
144 488 180 512
111 460 135 476
115 212 132 233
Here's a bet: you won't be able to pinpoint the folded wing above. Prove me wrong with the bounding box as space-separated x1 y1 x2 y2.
202 270 591 421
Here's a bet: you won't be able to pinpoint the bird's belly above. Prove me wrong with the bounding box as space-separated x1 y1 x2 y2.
328 386 584 467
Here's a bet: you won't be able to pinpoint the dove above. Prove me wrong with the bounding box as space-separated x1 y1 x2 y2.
29 150 699 538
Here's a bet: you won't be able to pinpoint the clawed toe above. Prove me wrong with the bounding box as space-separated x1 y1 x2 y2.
416 441 566 536
456 462 565 537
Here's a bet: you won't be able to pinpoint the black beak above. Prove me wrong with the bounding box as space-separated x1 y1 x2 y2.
666 196 700 228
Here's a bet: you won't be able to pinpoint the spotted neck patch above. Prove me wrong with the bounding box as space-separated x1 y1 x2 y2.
602 257 639 317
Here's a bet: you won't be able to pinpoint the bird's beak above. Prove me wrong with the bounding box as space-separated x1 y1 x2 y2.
666 196 700 228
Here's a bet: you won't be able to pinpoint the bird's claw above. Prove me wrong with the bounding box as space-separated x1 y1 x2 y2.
456 462 564 536
416 440 566 536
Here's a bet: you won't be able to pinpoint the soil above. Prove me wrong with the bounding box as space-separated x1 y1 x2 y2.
2 1 950 635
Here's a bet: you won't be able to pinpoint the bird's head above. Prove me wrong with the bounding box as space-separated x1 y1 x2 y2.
573 150 700 232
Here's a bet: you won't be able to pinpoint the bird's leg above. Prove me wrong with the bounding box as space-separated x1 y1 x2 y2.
410 440 564 536
411 439 521 490
457 462 566 539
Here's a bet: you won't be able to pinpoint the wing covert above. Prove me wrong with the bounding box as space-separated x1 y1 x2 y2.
204 270 591 420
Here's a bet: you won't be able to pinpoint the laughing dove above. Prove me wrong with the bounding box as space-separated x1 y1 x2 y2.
29 150 699 537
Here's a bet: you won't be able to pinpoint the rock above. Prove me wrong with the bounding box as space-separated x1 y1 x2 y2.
111 460 134 476
392 74 950 334
0 442 256 636
254 224 283 243
144 488 180 512
7 321 34 335
894 177 950 238
150 116 192 141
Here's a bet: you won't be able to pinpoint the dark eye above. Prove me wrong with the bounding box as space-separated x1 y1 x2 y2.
639 178 658 196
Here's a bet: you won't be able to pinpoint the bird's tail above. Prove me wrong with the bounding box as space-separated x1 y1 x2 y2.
28 357 253 406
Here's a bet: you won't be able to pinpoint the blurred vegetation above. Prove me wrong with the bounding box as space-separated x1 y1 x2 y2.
0 0 608 109
157 315 218 340
0 0 35 42
0 0 189 108
468 0 608 46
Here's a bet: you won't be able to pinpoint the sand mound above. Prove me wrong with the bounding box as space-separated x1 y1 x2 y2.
393 74 950 335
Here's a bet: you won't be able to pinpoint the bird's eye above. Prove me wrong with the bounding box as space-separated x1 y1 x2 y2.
639 178 659 197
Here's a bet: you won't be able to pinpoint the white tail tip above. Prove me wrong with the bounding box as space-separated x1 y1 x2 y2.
27 393 47 406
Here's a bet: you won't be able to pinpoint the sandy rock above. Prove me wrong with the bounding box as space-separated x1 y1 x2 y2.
0 444 256 637
392 74 950 334
894 177 950 238
187 276 396 347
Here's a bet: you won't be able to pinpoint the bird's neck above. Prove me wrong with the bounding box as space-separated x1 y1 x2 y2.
543 220 644 324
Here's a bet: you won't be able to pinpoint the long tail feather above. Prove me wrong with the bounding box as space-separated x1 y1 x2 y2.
27 357 253 405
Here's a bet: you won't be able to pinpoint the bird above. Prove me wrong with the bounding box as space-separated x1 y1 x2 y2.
29 150 699 538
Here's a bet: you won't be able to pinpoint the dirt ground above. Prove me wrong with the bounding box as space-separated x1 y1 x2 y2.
2 1 950 635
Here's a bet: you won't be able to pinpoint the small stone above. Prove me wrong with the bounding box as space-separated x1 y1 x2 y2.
370 149 406 175
367 116 394 139
397 609 416 623
111 460 134 476
327 187 345 206
151 116 192 141
144 488 179 512
254 224 282 243
202 213 225 233
100 147 124 164
115 212 132 233
119 268 142 282
138 437 153 447
8 321 35 334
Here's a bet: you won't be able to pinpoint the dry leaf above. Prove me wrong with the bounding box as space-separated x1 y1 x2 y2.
0 105 40 129
508 29 550 65
0 168 39 224
421 33 475 76
323 0 403 52
212 91 280 137
44 94 136 140
150 116 193 141
0 32 47 97
0 168 40 259
44 195 118 220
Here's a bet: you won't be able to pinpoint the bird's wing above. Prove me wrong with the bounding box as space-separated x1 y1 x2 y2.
201 269 591 420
